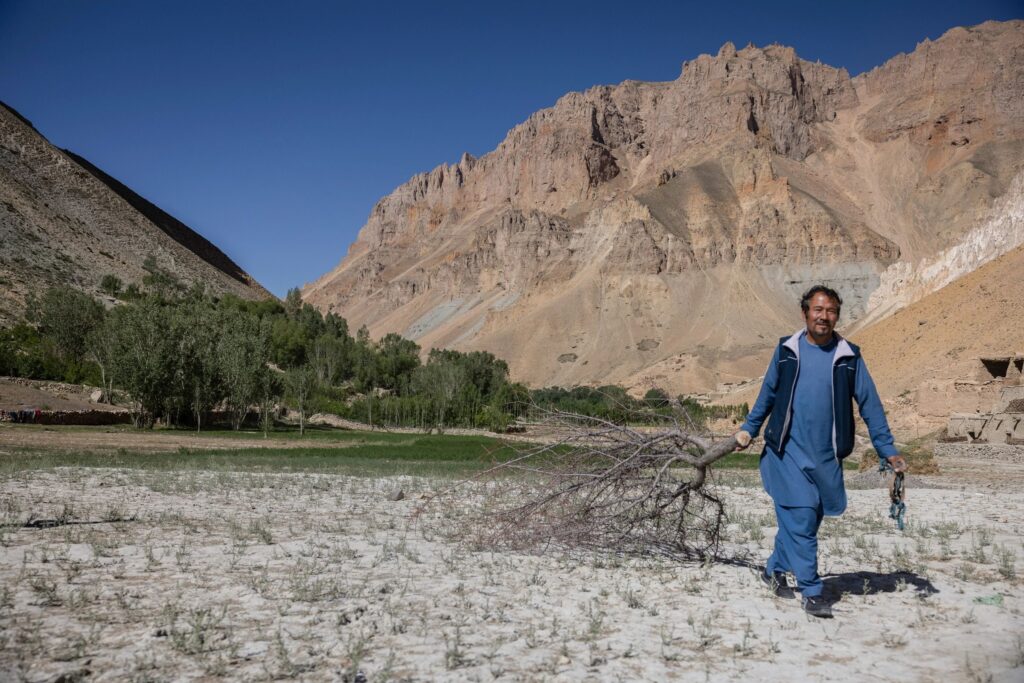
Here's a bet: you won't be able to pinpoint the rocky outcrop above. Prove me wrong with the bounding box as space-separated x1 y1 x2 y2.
0 101 272 322
857 171 1024 329
306 21 1024 394
842 21 1024 262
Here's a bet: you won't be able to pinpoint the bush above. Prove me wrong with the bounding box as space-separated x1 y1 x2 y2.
99 274 123 298
476 404 511 433
644 388 670 408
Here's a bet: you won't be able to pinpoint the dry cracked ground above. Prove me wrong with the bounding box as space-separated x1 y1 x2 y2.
0 445 1022 682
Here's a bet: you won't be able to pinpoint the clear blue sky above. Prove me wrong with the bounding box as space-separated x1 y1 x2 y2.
1 1 1020 298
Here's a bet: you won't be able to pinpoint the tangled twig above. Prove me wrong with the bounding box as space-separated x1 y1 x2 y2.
426 400 741 560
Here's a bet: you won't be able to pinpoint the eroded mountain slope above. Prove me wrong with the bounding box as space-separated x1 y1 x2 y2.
0 102 271 322
306 21 1024 393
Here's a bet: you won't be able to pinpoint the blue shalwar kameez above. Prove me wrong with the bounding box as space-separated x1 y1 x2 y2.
760 335 844 596
742 332 898 598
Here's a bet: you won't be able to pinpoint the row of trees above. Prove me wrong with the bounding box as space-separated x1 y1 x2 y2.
0 272 746 432
1 285 299 429
530 386 748 429
0 277 529 431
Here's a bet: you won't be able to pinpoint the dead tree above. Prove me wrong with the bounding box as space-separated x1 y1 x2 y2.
434 401 742 561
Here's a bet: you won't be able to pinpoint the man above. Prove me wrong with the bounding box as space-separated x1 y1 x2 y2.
734 285 907 618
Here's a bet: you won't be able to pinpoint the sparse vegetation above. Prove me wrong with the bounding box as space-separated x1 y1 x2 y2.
99 274 123 298
529 386 748 427
0 441 1020 680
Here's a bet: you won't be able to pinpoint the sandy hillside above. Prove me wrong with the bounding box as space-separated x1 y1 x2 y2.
851 243 1024 400
720 244 1024 434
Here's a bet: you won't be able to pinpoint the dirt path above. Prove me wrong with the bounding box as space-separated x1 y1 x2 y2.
0 425 358 453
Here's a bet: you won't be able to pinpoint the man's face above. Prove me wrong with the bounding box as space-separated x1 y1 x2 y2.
803 292 840 339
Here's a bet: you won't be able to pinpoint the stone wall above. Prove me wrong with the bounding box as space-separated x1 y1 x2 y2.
947 412 1024 443
917 379 1002 420
35 410 132 426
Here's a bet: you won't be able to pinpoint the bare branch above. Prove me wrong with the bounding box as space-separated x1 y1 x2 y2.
440 400 742 561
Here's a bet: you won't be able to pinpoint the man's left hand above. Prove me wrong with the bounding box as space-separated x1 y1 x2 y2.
886 454 908 473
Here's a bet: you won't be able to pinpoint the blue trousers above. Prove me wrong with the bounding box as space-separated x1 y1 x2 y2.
766 502 825 597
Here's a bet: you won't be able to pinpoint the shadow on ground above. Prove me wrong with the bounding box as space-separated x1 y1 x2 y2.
823 570 938 603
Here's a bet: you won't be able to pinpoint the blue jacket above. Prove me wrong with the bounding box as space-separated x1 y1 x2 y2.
741 330 899 461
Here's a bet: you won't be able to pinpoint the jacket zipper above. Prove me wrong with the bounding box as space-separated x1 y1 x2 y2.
830 349 855 463
778 332 855 462
780 346 799 444
831 356 838 463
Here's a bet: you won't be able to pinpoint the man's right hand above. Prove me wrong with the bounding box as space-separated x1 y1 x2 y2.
886 454 908 473
734 430 752 451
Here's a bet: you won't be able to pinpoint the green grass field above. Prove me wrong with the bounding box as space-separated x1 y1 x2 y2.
714 450 861 471
1 429 518 478
0 424 839 477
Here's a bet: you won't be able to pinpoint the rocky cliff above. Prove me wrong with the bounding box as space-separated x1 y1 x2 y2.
305 20 1024 393
0 101 272 322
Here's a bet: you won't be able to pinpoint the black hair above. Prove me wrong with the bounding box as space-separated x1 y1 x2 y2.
800 285 842 315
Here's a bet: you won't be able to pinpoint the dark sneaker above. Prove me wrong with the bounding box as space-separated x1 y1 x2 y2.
802 595 833 618
760 570 795 599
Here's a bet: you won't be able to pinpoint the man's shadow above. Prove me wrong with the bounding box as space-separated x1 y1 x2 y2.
822 570 938 604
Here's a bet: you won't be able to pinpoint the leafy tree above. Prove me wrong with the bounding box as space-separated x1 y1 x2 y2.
323 311 349 340
411 359 466 430
141 254 183 298
0 276 572 434
297 303 325 339
173 300 221 431
285 364 318 436
475 404 510 432
269 316 310 368
102 300 177 427
29 286 104 362
351 325 377 391
644 387 670 408
85 321 117 402
355 325 371 346
218 293 286 319
122 283 142 301
427 349 510 399
492 381 530 422
283 287 303 318
0 324 46 379
376 333 420 392
258 364 283 438
217 308 268 430
183 281 208 302
310 333 348 385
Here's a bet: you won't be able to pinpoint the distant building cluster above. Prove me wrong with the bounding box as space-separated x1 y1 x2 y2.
947 354 1024 444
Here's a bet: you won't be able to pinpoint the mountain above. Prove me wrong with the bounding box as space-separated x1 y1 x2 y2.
0 101 272 323
305 20 1024 394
